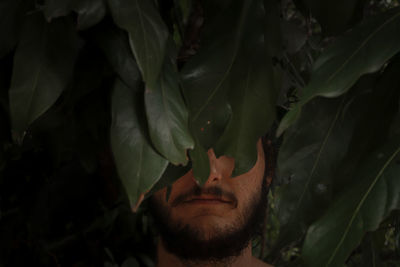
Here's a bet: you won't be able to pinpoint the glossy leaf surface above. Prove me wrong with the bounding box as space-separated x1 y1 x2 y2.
145 56 194 165
9 13 79 142
111 79 168 208
182 0 278 180
278 7 400 136
108 0 168 86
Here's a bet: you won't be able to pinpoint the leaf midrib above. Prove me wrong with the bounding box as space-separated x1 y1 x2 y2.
192 1 253 121
325 145 400 266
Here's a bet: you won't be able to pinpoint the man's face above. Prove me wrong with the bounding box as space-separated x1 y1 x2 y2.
150 140 268 261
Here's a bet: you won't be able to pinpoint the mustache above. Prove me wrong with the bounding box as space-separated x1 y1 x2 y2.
170 185 238 207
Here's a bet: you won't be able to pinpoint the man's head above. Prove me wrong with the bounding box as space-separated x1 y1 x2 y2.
149 140 269 263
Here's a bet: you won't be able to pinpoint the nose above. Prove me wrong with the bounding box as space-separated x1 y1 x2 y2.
204 149 224 187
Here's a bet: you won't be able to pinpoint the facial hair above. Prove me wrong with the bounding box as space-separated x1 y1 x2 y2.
148 177 269 263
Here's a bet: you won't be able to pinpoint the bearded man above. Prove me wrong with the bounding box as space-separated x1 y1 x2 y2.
149 139 273 267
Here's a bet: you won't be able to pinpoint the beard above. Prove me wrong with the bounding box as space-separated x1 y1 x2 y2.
148 177 269 263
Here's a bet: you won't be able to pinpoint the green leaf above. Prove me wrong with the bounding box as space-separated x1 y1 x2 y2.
214 0 277 176
108 0 169 86
145 53 194 165
274 91 366 252
146 163 191 198
277 7 400 136
44 0 106 30
91 22 141 89
0 0 25 57
111 79 168 209
74 0 106 30
182 0 278 180
9 13 79 142
274 60 400 256
302 138 400 267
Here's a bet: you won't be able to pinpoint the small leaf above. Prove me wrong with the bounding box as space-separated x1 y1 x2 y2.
145 52 194 165
278 7 400 136
302 138 400 267
9 13 79 142
108 0 169 86
111 79 168 209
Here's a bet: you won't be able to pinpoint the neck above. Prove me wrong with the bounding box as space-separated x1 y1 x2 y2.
156 239 254 267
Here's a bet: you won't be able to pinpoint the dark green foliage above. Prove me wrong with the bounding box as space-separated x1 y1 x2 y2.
0 0 400 266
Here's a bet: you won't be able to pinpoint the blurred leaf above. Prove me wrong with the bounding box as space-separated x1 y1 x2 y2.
0 0 25 58
110 79 168 209
278 7 400 136
108 0 169 86
91 21 141 89
44 0 106 30
145 52 194 165
9 13 79 142
182 0 278 180
302 137 400 267
121 257 140 267
295 0 364 34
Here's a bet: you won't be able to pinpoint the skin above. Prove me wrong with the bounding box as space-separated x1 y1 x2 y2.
153 140 273 267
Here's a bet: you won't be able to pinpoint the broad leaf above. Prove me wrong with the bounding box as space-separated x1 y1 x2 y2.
278 7 400 136
44 0 106 30
182 0 278 180
9 13 79 142
274 60 400 256
108 0 169 86
274 91 367 252
0 0 25 58
145 54 194 165
302 138 400 267
91 22 141 89
111 79 168 209
214 0 277 176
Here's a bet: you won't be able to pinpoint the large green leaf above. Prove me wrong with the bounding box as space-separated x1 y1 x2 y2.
144 54 194 165
214 0 277 176
278 7 400 136
44 0 106 30
91 22 141 89
108 0 168 86
9 13 79 142
302 138 400 267
274 60 400 256
111 79 168 209
182 0 278 181
274 87 370 253
0 0 25 58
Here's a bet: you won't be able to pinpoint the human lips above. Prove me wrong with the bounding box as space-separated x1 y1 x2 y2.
183 195 233 205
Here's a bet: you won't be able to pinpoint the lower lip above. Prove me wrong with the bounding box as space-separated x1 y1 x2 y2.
184 199 230 205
